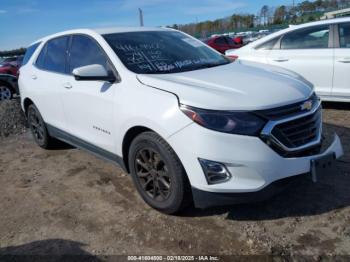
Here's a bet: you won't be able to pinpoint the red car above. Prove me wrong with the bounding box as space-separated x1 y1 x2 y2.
205 36 242 54
0 56 23 77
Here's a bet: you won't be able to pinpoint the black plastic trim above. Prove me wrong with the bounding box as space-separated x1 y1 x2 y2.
74 74 116 83
46 124 127 172
191 173 309 209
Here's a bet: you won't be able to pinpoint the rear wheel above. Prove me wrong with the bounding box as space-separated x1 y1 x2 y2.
27 104 56 149
0 85 13 101
128 132 191 214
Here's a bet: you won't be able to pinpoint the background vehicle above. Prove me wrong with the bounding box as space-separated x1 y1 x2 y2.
0 74 18 100
226 17 350 102
19 27 343 214
204 36 242 53
0 56 23 77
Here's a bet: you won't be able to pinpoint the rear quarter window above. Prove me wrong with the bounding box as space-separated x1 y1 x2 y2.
22 42 41 66
255 37 280 50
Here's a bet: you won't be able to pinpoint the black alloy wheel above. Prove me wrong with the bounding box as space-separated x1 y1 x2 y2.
129 132 191 214
135 148 171 201
27 104 56 149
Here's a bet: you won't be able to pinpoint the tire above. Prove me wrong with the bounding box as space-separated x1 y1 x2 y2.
27 104 56 149
128 132 192 214
0 85 13 101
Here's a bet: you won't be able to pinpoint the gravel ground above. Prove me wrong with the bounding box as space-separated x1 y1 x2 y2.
0 100 349 259
0 99 27 139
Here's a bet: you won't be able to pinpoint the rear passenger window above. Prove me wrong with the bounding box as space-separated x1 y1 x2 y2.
68 35 108 73
339 23 350 48
226 37 236 45
36 36 69 73
214 37 227 45
36 45 47 69
22 42 41 66
281 25 330 49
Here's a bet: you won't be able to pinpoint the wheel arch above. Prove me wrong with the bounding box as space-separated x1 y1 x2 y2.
23 97 35 116
122 126 153 173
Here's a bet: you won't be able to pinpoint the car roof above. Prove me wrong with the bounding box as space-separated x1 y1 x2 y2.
32 26 172 46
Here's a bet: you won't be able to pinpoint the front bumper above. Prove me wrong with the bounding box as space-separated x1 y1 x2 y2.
191 173 307 208
167 123 343 207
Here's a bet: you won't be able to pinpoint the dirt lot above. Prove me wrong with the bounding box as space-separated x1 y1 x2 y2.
0 100 349 259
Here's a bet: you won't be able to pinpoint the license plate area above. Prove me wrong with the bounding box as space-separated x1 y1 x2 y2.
311 153 336 183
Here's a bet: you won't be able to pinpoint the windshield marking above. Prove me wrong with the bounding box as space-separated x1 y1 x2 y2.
103 31 230 74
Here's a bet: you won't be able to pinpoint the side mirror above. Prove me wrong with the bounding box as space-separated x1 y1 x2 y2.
72 64 116 83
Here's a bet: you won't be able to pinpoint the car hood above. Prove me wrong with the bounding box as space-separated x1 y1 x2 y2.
136 61 313 111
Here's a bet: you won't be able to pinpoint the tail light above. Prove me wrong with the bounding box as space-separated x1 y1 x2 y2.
226 55 239 61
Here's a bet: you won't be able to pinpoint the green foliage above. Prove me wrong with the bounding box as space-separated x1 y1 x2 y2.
170 0 350 37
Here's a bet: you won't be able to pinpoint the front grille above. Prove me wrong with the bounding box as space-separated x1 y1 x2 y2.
256 93 319 120
271 108 322 149
258 94 323 158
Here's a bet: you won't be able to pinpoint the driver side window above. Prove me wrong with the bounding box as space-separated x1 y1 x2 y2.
68 35 109 73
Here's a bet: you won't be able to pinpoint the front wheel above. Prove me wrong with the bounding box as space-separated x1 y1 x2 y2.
128 132 191 214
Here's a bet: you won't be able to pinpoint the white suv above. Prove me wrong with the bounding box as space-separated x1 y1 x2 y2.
226 17 350 102
19 27 343 214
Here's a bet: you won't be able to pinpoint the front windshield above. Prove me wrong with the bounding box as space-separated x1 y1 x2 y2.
103 30 230 74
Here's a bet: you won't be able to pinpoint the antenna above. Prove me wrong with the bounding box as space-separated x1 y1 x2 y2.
139 8 144 27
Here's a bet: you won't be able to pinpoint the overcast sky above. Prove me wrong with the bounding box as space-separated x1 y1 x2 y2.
0 0 302 50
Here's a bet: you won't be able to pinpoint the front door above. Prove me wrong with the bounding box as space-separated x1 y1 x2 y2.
61 34 117 153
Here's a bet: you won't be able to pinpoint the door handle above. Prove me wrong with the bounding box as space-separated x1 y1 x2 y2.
273 58 289 62
338 58 350 63
31 75 37 80
63 83 72 89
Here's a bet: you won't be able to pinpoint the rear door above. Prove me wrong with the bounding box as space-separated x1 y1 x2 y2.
61 34 117 152
332 22 350 99
267 25 333 97
31 36 69 131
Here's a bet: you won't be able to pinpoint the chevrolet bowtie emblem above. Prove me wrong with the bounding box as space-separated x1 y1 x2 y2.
301 100 313 111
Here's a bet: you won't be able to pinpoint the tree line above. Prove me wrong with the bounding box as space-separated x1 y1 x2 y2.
0 48 26 58
172 0 350 37
2 0 350 55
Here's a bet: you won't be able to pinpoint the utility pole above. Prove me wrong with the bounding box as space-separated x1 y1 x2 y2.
139 8 144 27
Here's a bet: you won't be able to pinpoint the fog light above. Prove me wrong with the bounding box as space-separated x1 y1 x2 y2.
198 158 232 185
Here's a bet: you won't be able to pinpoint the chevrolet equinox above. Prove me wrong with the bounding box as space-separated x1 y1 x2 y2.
19 27 344 214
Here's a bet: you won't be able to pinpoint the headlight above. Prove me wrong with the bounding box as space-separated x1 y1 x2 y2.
180 105 266 136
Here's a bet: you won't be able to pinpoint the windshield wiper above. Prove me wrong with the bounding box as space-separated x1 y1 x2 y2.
142 61 231 74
